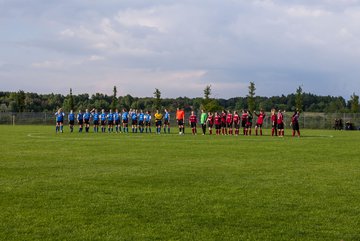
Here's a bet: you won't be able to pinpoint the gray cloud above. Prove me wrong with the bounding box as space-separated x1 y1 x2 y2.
1 0 359 98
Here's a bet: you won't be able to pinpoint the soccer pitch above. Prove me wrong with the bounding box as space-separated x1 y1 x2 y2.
1 126 359 241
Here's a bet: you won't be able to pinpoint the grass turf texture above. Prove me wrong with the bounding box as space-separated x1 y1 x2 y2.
0 126 359 241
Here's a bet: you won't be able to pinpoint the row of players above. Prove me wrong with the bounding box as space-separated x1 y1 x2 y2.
55 108 301 137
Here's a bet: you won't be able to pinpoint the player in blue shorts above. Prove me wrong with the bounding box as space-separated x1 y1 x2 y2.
77 110 84 132
83 109 91 133
68 110 75 133
163 109 170 134
91 109 100 133
55 108 65 133
138 110 145 133
122 109 129 133
100 109 107 133
107 110 114 133
114 109 121 133
144 111 152 133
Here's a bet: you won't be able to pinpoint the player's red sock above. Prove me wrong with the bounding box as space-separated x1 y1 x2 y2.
297 131 300 136
260 129 263 136
256 129 258 136
209 130 212 135
292 130 295 136
249 129 251 135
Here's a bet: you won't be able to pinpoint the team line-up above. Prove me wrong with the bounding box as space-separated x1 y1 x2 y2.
55 107 301 137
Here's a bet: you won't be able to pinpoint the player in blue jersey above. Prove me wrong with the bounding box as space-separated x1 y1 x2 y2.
131 109 138 133
107 109 114 133
100 109 107 133
91 109 100 133
55 108 65 133
138 110 145 133
68 110 75 133
122 109 129 133
114 109 121 133
144 111 152 133
83 109 91 133
163 109 170 134
77 110 84 132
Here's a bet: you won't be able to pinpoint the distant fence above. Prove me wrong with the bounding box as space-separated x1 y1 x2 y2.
0 112 359 130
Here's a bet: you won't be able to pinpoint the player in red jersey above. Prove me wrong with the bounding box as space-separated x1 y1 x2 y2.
207 112 214 135
291 110 300 137
271 108 277 136
241 109 248 135
220 110 227 135
233 111 240 136
254 109 266 136
214 112 222 135
189 111 197 135
246 110 253 136
277 109 285 137
226 110 233 135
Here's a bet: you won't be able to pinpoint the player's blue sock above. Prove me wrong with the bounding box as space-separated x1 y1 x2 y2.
164 128 166 133
60 126 63 132
56 126 59 132
149 128 152 133
168 128 170 133
135 128 138 133
116 126 118 132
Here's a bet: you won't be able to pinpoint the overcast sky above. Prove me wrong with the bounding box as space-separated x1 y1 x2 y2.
1 0 359 98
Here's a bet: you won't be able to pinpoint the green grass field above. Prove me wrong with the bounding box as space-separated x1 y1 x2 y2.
1 125 360 241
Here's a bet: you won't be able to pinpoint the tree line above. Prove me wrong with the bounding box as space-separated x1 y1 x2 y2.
0 84 359 113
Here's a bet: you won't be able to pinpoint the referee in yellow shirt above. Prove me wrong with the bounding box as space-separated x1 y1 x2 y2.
154 110 163 134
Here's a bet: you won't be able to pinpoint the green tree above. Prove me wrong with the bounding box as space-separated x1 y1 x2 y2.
247 81 256 112
69 88 74 110
295 85 303 111
201 85 220 112
153 88 162 110
16 90 26 112
350 92 359 113
111 86 117 111
63 88 75 112
204 85 211 101
202 85 212 111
